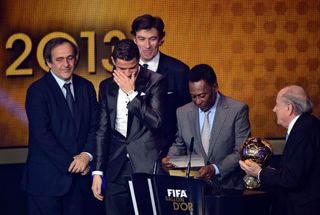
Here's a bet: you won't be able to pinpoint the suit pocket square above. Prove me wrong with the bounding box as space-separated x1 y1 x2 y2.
140 92 146 96
167 91 174 94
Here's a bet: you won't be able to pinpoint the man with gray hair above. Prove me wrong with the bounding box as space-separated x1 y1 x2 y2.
240 85 320 215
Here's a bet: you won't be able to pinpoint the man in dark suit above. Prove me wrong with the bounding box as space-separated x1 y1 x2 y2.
240 85 320 215
91 39 167 215
131 14 191 152
162 64 250 190
21 38 98 215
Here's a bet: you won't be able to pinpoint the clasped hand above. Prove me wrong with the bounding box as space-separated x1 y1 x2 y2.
68 152 90 175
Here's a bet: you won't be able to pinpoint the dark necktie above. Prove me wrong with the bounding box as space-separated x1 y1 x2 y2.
143 64 148 70
63 83 75 117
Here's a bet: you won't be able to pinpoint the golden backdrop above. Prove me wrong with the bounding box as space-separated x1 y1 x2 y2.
0 0 319 147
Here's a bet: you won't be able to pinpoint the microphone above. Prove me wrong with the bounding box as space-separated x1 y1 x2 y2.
153 150 163 175
186 137 194 178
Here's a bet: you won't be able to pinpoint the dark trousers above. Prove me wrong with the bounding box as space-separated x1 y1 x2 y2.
104 131 134 215
27 177 85 215
104 160 134 215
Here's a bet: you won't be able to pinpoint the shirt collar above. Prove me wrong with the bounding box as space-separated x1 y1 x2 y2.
287 114 301 136
139 51 160 72
50 70 73 89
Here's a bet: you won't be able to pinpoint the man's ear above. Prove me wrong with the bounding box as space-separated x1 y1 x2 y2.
287 103 294 116
45 59 51 68
159 38 164 46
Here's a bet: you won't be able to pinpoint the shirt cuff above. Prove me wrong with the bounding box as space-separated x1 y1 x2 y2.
212 164 220 175
257 168 262 182
127 91 138 101
83 152 93 161
92 171 103 176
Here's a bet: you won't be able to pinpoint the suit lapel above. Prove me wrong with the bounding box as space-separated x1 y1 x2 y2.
107 80 119 131
208 94 229 158
72 76 82 134
135 66 150 93
156 53 167 75
188 104 208 159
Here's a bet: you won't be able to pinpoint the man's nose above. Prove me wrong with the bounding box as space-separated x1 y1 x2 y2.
272 106 276 112
145 40 151 48
195 98 202 106
63 59 70 67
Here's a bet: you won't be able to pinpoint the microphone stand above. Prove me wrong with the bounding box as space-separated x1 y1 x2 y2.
186 137 194 178
153 150 162 175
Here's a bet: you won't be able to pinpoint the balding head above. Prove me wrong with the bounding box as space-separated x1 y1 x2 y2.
279 85 313 115
273 85 313 128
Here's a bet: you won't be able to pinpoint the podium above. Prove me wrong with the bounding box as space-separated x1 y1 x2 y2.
129 173 271 215
129 173 210 215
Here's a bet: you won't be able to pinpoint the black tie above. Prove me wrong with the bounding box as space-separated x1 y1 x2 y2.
63 83 75 117
143 64 148 70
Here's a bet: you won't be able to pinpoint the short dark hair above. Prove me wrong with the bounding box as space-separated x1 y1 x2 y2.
131 14 165 39
112 39 140 61
43 38 78 64
189 64 217 86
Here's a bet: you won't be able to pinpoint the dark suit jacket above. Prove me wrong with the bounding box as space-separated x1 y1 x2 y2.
157 53 191 150
21 72 98 196
94 67 167 182
260 113 320 215
168 94 251 190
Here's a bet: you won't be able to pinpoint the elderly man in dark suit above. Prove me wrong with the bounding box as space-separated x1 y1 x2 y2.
131 14 191 153
91 39 167 215
162 64 251 191
22 38 98 215
240 85 320 215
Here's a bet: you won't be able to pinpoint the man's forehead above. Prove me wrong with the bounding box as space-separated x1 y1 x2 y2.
136 28 159 36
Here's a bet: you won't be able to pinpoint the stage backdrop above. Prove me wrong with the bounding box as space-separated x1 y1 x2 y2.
1 0 319 147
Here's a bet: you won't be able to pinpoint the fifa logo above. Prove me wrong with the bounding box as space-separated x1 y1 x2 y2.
167 189 187 198
166 189 193 211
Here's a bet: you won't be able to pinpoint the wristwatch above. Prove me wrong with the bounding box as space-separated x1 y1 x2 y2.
126 90 135 96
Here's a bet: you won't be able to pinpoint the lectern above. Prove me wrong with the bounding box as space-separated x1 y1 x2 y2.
129 173 271 215
129 173 210 215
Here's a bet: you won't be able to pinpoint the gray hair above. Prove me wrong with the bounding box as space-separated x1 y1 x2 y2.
281 85 313 114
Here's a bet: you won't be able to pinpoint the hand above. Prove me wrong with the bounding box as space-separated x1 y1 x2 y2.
195 165 215 181
68 152 90 173
239 160 261 177
81 165 90 176
161 156 176 171
92 175 104 201
113 69 137 94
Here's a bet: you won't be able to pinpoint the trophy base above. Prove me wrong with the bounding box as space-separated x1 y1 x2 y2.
243 175 260 189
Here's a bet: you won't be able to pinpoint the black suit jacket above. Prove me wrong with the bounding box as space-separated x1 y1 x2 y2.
94 67 167 181
157 52 190 150
21 72 98 196
260 113 320 214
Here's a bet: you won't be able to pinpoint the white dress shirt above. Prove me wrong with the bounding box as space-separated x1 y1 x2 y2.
139 51 160 72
